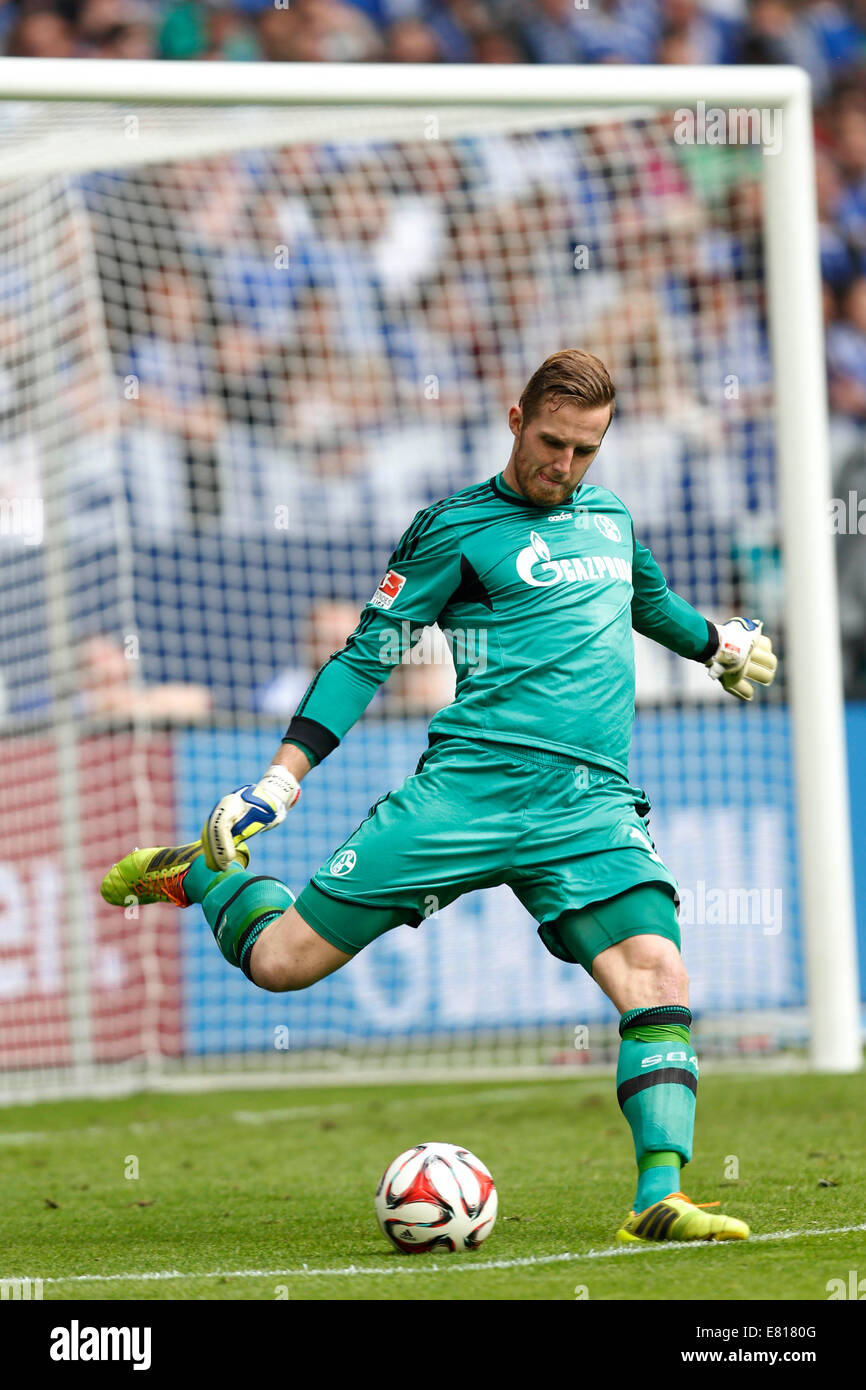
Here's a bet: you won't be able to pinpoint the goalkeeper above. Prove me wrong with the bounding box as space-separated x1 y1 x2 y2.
102 349 777 1245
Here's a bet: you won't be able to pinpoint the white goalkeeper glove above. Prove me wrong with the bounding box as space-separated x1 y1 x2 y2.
202 765 300 870
707 617 778 701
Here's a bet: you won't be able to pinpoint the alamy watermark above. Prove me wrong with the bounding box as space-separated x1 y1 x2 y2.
677 880 782 936
379 622 488 674
674 101 782 156
0 1277 43 1300
49 1322 152 1370
828 491 866 534
826 1270 866 1299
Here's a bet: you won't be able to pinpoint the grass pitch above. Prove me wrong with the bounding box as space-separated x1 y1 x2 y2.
2 1069 864 1301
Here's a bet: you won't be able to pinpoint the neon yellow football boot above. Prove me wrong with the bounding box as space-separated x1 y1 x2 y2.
100 841 249 909
616 1191 750 1243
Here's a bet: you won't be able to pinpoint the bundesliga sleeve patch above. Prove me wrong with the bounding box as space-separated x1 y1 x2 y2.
370 568 406 610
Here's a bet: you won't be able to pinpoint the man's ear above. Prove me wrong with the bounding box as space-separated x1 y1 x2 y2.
508 405 522 439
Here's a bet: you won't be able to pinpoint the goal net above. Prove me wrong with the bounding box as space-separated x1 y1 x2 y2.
0 65 858 1100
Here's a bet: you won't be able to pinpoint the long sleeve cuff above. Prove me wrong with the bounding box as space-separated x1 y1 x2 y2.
282 716 339 765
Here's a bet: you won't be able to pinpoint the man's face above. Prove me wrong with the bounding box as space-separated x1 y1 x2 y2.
505 396 613 507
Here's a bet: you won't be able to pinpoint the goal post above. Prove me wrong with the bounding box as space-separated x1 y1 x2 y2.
759 87 861 1075
0 58 858 1101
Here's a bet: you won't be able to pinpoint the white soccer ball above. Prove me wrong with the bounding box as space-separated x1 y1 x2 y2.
375 1141 498 1254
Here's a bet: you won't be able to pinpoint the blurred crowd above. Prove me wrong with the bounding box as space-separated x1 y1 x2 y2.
1 0 865 712
1 0 864 82
5 0 866 415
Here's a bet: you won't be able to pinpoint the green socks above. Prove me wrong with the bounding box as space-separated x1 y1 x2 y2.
636 1151 683 1211
184 856 295 980
616 1005 697 1212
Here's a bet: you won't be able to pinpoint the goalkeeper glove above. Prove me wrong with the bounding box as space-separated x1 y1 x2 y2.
202 765 300 870
707 617 778 701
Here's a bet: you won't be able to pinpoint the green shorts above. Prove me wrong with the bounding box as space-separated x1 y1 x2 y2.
294 736 681 972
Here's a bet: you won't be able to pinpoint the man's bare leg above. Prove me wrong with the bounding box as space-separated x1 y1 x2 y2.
248 906 352 991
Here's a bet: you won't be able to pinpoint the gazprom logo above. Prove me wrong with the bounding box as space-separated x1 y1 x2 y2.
516 529 632 589
516 531 558 587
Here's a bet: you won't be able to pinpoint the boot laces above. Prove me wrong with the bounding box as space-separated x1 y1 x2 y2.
668 1191 720 1210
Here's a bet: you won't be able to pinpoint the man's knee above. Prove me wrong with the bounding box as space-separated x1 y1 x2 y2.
621 933 689 995
593 930 689 1009
250 947 319 993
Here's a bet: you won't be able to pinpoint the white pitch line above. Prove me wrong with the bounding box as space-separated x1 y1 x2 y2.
19 1221 866 1286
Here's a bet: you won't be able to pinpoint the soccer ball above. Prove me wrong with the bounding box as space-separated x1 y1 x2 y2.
375 1141 498 1253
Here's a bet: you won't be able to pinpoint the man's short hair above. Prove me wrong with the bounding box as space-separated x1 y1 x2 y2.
519 349 615 424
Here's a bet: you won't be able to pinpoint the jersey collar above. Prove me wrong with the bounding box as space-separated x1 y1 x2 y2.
491 472 582 509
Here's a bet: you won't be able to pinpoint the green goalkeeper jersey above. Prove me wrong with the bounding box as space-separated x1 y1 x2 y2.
285 472 717 780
